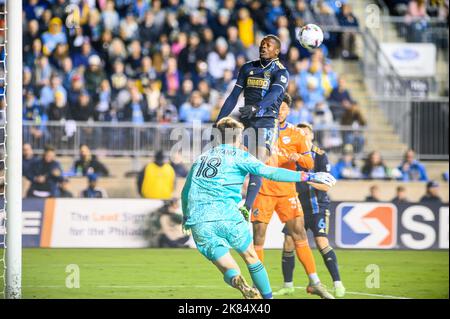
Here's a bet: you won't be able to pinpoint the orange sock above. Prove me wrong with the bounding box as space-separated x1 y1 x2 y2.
254 245 265 263
294 240 317 275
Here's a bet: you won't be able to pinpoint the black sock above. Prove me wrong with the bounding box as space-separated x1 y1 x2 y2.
281 250 295 284
244 174 262 210
320 246 341 282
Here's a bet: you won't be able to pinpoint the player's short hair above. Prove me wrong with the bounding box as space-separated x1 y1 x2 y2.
215 117 244 144
263 34 281 49
297 122 313 133
282 93 292 107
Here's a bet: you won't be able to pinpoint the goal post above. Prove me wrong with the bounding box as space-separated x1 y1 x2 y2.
4 0 22 299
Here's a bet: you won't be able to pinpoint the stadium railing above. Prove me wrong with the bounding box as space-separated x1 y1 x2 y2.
21 120 373 159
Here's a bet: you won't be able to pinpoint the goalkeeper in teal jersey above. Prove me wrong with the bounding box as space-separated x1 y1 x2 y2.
181 117 336 299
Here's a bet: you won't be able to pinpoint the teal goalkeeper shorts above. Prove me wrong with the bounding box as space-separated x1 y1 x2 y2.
190 220 253 261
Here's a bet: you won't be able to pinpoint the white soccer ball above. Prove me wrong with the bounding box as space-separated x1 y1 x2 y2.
297 24 324 50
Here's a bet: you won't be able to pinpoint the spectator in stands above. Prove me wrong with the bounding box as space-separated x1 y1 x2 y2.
26 145 63 198
337 4 359 60
119 86 153 123
392 186 409 204
39 73 67 110
22 143 38 179
146 198 190 248
366 185 381 202
58 177 73 198
237 7 255 48
48 91 69 121
137 150 176 200
397 149 428 182
41 17 67 56
362 151 390 180
328 77 353 121
70 90 95 121
95 79 112 122
420 181 442 204
179 91 211 123
287 96 313 125
178 32 207 76
331 144 362 179
405 0 429 42
71 144 110 177
341 101 366 153
85 55 107 98
207 37 236 84
101 0 120 33
81 174 108 198
266 0 286 34
302 76 325 111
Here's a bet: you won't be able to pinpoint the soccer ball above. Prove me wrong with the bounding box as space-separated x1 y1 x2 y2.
297 24 324 50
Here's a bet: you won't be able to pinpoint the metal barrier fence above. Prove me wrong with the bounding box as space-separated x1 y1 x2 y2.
21 121 375 159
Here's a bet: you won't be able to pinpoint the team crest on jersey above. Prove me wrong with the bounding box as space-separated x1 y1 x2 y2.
280 75 287 83
264 70 271 78
282 136 291 144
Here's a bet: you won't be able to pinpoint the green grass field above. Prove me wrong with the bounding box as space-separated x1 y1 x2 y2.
2 248 448 299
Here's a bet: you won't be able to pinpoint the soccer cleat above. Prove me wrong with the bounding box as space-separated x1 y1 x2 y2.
306 283 335 299
334 285 346 298
232 275 262 299
273 287 295 296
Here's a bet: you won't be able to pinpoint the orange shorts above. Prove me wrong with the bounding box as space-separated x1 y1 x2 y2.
252 193 303 224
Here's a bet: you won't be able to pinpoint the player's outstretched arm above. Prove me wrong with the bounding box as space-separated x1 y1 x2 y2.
237 152 336 188
216 85 243 121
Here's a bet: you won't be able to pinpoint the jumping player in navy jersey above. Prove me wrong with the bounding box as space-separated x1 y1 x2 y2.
215 35 290 217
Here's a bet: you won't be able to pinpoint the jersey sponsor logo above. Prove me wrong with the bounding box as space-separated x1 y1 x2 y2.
246 77 270 89
336 203 397 249
282 136 291 144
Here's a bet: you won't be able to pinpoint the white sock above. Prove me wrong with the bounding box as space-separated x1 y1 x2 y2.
334 281 343 288
284 282 294 288
308 273 320 285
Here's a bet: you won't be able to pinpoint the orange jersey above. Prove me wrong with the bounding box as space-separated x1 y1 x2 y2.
259 123 314 196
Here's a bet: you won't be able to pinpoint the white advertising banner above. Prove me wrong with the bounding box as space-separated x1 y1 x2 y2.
379 43 436 78
49 199 165 247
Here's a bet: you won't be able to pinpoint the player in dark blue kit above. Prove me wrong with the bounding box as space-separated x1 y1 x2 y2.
215 35 289 217
274 123 346 298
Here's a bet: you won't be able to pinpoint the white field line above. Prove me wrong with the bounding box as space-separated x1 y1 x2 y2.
22 284 412 299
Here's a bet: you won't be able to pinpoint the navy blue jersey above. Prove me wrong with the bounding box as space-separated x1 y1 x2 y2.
236 59 289 128
296 145 331 214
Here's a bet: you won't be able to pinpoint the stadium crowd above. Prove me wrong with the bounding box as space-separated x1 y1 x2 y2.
19 0 364 151
20 142 448 203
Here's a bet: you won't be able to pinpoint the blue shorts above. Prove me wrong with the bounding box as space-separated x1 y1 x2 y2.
282 209 331 238
243 126 278 155
191 220 253 261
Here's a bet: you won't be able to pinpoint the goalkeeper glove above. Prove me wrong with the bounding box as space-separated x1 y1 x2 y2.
239 206 250 222
239 104 259 120
182 224 192 236
302 172 337 187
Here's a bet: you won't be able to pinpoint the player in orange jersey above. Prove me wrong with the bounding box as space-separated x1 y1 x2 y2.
251 93 334 299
